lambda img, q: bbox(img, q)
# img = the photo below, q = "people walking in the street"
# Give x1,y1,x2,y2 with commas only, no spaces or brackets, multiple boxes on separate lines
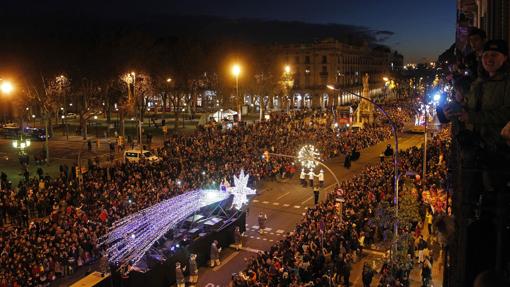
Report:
342,254,352,286
362,262,374,287
175,262,186,287
421,256,432,287
318,169,324,187
344,153,351,169
258,212,267,235
308,169,315,187
384,144,394,156
209,240,221,267
188,254,198,286
425,209,433,235
234,226,242,251
313,185,320,205
300,169,306,187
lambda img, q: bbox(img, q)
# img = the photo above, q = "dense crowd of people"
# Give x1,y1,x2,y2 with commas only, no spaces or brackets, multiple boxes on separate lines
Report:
235,129,451,287
0,106,414,286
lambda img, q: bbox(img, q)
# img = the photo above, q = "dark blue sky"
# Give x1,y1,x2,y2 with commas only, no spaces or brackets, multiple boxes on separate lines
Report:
167,0,456,63
5,0,456,63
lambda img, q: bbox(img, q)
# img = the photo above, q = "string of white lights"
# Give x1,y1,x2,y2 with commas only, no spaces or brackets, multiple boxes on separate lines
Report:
99,171,256,273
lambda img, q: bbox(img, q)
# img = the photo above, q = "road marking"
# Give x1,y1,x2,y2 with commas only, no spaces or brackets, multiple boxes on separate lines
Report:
264,227,272,231
301,196,313,204
282,204,290,207
276,229,285,234
272,202,280,206
263,238,267,241
213,251,238,271
293,205,301,209
239,246,263,253
256,237,260,240
276,192,290,200
269,239,274,242
249,236,254,238
269,232,274,235
262,201,269,204
252,199,259,203
252,225,259,229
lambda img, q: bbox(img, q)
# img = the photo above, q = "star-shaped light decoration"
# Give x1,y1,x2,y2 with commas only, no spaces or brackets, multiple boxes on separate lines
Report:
298,144,320,170
228,170,256,210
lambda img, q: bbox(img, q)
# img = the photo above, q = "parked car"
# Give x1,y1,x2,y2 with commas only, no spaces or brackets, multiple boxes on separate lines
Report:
123,149,161,163
66,113,78,119
24,127,49,141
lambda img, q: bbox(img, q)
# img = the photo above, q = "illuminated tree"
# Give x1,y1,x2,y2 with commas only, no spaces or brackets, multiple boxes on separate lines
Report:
398,182,421,229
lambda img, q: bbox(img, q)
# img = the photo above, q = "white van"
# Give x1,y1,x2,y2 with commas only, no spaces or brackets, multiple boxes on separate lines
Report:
124,149,161,163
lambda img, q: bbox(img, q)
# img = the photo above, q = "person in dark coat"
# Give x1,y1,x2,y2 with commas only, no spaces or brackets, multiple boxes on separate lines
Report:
234,226,242,251
362,263,374,287
188,254,198,286
313,185,320,205
344,153,351,169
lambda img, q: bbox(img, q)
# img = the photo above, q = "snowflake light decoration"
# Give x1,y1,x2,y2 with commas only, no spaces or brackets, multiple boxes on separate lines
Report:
298,144,320,169
228,169,256,209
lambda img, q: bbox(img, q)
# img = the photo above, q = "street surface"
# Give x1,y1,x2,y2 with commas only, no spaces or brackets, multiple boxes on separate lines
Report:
195,133,444,287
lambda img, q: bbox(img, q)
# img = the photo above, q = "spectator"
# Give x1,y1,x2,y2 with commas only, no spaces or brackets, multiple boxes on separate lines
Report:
209,240,221,267
459,39,510,165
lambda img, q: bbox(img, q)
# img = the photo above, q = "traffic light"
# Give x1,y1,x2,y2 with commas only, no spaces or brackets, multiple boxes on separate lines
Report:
263,151,270,162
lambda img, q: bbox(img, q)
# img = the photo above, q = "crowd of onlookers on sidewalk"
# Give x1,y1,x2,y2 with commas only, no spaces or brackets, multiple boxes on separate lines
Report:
234,129,451,287
231,26,510,287
0,106,415,286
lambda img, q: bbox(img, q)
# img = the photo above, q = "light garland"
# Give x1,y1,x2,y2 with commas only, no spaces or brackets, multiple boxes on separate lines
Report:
99,189,229,272
99,170,256,272
298,144,320,170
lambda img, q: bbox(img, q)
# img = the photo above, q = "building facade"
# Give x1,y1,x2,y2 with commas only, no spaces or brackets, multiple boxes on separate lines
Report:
277,39,392,109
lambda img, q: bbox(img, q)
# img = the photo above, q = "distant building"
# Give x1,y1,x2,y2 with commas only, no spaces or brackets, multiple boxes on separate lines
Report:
276,39,392,109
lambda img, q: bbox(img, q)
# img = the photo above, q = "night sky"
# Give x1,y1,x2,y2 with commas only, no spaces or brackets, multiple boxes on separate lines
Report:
5,0,456,63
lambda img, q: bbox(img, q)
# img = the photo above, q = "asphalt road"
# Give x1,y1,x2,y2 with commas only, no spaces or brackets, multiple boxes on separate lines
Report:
196,133,425,287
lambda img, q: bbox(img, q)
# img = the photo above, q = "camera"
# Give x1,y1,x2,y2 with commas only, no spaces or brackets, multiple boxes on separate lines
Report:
436,101,463,124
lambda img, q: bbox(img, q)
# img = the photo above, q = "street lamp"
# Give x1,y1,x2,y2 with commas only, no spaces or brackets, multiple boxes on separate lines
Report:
0,81,13,94
12,138,31,150
283,65,294,111
327,84,400,248
1,80,14,123
231,64,241,121
94,115,99,139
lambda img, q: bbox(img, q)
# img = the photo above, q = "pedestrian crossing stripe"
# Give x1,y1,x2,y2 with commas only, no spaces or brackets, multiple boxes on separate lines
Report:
283,204,290,207
272,202,280,205
276,229,285,234
252,225,259,229
262,201,269,204
269,239,274,242
263,238,267,241
252,199,259,202
264,227,272,231
294,205,301,208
